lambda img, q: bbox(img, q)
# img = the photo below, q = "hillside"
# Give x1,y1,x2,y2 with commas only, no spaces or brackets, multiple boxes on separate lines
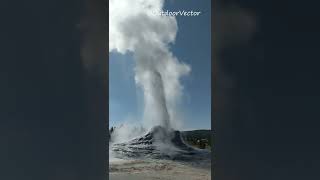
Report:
181,130,214,150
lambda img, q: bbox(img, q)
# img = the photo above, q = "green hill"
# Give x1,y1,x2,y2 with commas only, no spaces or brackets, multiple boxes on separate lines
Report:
181,130,214,150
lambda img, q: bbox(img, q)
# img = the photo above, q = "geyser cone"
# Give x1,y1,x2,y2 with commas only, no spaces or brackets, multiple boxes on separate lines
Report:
111,126,210,161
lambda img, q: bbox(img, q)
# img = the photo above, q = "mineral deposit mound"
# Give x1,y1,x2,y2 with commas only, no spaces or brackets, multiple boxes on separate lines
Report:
111,126,211,161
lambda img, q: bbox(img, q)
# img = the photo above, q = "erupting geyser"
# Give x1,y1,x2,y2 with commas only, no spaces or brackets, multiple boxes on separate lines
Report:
139,70,171,129
109,0,209,160
110,0,190,130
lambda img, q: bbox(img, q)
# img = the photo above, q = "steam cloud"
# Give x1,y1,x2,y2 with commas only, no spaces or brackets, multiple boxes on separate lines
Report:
109,0,190,130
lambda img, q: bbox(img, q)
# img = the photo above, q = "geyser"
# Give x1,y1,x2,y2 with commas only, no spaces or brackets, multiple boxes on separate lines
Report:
108,0,208,161
139,70,170,129
109,0,190,130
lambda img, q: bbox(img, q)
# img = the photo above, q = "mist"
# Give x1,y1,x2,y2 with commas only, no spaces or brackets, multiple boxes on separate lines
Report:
109,0,190,133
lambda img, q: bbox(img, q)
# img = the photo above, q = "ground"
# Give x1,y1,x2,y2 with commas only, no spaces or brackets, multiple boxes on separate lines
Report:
109,158,211,180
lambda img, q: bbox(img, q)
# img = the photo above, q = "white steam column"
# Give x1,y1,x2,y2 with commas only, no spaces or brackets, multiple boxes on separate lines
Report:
109,0,190,130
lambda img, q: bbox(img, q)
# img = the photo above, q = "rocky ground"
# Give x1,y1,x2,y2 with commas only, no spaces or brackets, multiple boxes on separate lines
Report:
109,126,212,180
109,158,211,180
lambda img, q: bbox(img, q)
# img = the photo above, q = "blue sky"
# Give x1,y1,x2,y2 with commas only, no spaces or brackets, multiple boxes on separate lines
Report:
109,0,211,130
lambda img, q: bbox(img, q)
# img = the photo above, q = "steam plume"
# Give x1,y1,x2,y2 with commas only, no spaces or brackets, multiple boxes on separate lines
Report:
109,0,190,130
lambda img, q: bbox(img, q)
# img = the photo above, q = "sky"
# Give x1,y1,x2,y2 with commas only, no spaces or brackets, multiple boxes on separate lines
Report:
109,0,211,130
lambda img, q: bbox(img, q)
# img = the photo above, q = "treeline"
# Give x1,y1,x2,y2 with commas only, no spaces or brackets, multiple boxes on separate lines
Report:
181,130,214,150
